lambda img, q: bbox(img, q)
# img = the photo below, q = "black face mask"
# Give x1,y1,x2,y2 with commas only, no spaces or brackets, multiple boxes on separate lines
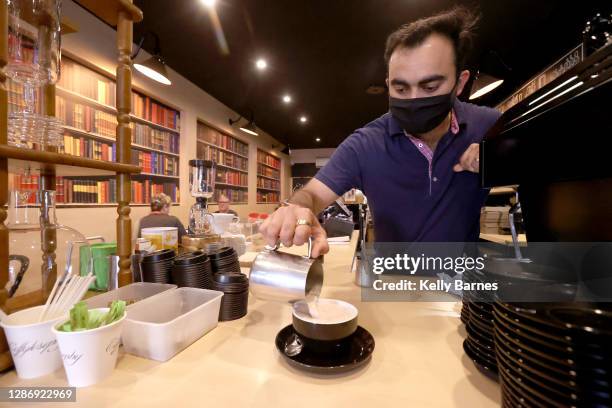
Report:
389,87,457,135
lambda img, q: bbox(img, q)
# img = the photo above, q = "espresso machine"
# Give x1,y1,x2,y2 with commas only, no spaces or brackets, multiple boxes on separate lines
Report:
182,159,221,251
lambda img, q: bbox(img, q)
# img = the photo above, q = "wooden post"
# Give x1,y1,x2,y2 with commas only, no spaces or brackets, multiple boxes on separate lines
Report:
115,9,133,286
0,0,13,370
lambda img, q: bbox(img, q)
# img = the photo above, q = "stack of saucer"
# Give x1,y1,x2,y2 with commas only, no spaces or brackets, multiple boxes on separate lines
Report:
140,249,175,284
171,251,213,289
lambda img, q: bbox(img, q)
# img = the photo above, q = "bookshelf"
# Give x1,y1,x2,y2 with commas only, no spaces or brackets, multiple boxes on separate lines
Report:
196,120,249,204
257,149,281,203
6,55,182,206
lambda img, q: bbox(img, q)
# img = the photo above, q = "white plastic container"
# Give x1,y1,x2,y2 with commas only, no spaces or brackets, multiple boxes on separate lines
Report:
0,306,64,379
85,282,176,310
52,308,126,388
122,287,223,362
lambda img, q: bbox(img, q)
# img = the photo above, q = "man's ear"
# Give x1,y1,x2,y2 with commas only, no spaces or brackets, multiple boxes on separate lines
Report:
385,77,389,91
455,70,471,97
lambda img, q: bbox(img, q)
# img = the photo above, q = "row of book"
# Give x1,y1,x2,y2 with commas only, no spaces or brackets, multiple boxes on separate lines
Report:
216,170,248,187
10,175,179,204
132,150,179,176
58,57,180,131
257,150,281,169
57,57,117,106
61,134,116,162
132,92,179,131
197,123,248,156
198,144,248,171
257,164,280,180
213,188,247,203
257,177,280,191
257,191,280,203
56,96,118,138
133,122,179,153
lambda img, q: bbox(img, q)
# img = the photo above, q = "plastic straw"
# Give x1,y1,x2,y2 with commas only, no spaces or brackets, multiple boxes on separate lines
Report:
39,271,73,322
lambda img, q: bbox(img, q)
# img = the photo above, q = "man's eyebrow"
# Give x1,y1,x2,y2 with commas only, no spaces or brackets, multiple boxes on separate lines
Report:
391,78,412,86
418,75,446,85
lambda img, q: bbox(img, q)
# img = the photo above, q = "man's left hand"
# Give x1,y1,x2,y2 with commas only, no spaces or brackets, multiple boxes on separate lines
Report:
453,143,480,173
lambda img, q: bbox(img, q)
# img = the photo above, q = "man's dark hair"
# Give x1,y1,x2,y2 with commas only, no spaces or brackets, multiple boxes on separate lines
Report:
384,6,479,73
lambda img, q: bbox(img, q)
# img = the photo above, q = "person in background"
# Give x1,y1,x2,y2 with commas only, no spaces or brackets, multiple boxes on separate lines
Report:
138,193,186,239
215,194,238,216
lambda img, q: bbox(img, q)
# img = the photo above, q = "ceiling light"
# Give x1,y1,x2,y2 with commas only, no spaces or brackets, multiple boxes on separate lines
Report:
201,0,216,7
229,113,259,136
315,137,321,142
299,116,308,123
134,57,171,85
132,32,172,85
469,73,504,100
282,94,292,103
255,58,267,70
239,121,258,136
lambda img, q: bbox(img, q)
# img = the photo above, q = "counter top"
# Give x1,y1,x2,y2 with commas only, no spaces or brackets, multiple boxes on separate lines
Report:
0,233,500,408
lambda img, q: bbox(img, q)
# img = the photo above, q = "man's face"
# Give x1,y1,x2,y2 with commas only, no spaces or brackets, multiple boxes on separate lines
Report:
218,200,229,212
387,33,469,100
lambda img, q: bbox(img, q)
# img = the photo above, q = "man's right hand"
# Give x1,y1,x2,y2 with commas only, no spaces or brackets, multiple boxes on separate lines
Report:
259,204,330,258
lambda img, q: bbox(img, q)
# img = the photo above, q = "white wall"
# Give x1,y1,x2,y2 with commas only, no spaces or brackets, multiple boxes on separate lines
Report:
56,1,290,242
290,148,336,165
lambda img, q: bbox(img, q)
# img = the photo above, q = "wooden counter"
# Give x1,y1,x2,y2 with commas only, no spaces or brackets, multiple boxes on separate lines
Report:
0,233,500,407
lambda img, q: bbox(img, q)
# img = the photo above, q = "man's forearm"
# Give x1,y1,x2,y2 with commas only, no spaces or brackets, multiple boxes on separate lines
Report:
289,189,324,214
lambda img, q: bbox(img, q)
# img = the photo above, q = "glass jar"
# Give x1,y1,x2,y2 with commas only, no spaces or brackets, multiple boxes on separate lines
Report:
6,190,93,299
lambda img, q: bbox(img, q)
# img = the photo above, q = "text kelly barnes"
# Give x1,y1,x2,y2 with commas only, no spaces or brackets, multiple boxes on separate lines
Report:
372,279,498,292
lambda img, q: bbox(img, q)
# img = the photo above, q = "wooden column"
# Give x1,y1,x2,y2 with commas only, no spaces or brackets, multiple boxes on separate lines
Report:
115,10,133,286
0,0,13,371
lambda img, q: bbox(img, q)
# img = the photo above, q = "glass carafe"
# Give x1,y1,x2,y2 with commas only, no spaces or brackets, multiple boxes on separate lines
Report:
7,190,92,298
7,0,63,149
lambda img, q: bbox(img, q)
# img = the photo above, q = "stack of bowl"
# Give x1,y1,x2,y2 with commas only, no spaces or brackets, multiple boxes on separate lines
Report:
140,249,175,284
171,251,213,289
213,272,249,321
208,247,241,274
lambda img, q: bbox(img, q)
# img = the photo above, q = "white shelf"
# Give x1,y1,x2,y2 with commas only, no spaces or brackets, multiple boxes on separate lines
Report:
257,174,280,181
257,161,281,170
57,202,179,208
215,163,248,173
257,201,279,204
197,140,248,159
215,182,248,188
138,173,179,180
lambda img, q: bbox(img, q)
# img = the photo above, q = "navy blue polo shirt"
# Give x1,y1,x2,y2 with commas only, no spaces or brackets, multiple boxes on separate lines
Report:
315,100,501,242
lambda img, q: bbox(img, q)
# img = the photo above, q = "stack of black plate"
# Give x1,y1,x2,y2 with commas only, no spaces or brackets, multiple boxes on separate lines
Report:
462,268,498,379
141,249,175,284
171,251,213,288
208,247,241,274
213,272,249,321
494,302,612,407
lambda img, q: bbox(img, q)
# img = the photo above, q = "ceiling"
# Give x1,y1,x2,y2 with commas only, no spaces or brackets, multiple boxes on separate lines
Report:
123,0,607,149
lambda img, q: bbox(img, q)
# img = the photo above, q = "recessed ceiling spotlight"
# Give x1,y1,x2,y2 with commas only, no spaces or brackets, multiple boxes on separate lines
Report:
255,58,267,70
299,116,308,123
282,94,292,104
201,0,216,7
315,137,321,142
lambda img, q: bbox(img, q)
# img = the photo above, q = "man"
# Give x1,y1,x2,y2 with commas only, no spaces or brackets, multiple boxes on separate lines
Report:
261,7,501,257
138,193,187,239
215,194,238,216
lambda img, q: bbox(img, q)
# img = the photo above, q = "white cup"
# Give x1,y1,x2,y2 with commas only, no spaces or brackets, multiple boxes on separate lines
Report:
52,308,126,388
0,305,65,379
211,213,239,234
